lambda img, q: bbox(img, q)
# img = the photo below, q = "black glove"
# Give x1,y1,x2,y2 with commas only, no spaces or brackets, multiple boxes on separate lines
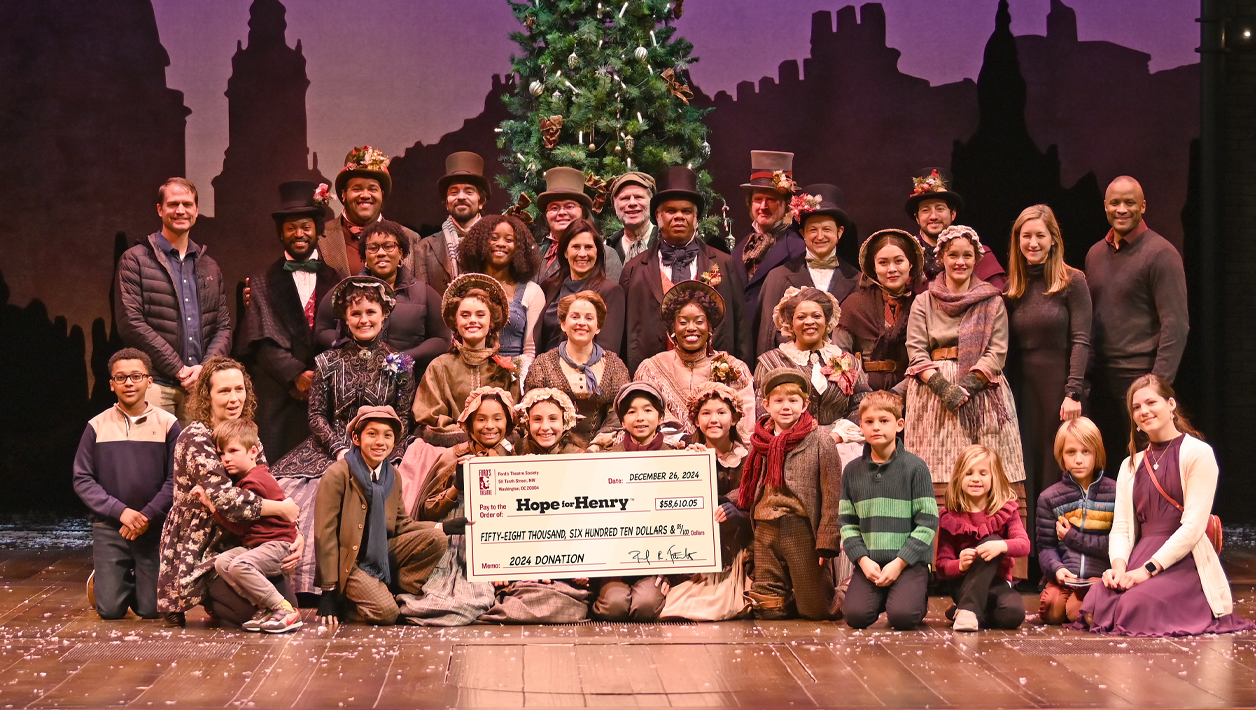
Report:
957,372,986,396
453,466,466,491
926,373,968,412
317,589,341,620
816,547,839,559
442,516,470,536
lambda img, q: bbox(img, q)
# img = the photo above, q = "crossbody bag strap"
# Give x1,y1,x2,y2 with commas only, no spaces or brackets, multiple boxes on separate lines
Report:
1141,451,1185,513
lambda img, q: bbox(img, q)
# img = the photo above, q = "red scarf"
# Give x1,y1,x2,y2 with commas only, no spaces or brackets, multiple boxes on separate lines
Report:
737,412,816,509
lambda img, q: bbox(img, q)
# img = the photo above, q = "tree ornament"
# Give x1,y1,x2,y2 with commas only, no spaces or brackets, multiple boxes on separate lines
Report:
613,145,622,153
673,0,684,19
568,52,579,68
551,89,563,101
529,80,545,96
634,46,648,60
540,115,564,149
624,135,635,151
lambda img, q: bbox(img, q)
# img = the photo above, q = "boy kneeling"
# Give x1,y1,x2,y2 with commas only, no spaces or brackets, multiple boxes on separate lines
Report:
315,406,466,626
840,392,938,630
739,369,842,620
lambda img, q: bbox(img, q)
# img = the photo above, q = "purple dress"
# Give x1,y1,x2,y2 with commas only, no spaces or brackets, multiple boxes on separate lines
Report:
1075,435,1254,637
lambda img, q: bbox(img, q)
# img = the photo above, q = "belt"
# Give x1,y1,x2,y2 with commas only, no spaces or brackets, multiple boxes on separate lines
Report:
931,347,959,361
861,358,900,373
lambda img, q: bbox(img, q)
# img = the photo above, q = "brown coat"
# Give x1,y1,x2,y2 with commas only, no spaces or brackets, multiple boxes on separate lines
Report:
748,427,843,553
415,441,510,522
318,217,421,279
313,457,438,592
619,241,752,373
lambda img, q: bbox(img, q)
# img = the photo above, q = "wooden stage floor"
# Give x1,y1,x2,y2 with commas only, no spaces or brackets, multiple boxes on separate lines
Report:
0,548,1254,709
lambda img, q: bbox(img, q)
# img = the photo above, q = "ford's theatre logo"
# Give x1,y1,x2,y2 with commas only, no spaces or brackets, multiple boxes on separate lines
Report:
479,470,492,495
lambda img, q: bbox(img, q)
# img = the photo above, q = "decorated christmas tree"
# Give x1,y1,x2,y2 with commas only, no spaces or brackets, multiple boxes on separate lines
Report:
498,0,723,238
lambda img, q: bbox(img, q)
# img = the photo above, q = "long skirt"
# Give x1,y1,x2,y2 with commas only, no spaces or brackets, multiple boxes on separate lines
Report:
1018,348,1070,543
904,359,1026,486
1074,530,1255,637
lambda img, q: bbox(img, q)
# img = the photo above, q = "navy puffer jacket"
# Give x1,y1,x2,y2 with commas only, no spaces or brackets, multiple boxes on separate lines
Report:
114,233,233,383
1035,470,1117,582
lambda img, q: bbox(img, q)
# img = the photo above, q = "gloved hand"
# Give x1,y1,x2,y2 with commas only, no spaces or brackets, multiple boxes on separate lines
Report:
718,502,742,521
442,516,470,536
317,589,341,621
453,464,466,491
957,372,987,396
926,373,968,412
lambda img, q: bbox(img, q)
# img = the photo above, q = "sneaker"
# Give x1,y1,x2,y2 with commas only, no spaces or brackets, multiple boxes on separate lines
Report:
261,604,302,634
952,609,979,632
241,608,270,632
86,571,96,608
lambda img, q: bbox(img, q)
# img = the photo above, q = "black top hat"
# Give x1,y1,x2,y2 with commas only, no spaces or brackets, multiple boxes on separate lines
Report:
904,167,963,217
271,180,330,222
793,183,852,231
437,151,492,199
649,166,705,223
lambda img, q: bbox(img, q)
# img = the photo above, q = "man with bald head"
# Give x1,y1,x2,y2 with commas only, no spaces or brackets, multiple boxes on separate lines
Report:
1085,176,1188,453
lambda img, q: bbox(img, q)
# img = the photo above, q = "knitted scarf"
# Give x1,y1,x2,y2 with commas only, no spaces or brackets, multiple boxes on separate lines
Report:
737,411,816,509
926,274,1001,376
346,447,394,586
453,339,500,368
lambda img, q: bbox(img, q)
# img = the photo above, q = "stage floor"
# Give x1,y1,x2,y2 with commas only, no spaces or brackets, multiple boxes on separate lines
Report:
0,548,1253,709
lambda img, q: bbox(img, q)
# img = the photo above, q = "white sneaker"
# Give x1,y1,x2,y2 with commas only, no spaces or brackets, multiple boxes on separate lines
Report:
952,609,979,632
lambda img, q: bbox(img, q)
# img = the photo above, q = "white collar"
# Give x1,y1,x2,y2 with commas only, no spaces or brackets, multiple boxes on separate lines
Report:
778,340,842,367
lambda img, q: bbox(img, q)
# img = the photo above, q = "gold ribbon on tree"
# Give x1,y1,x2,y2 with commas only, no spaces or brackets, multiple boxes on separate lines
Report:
585,173,611,213
505,193,534,225
661,69,694,105
540,115,564,149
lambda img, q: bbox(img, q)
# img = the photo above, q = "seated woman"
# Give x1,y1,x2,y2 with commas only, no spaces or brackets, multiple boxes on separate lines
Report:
591,382,675,622
537,219,626,355
315,220,450,377
314,405,464,627
1073,375,1254,637
478,389,592,624
158,356,302,627
458,214,545,379
413,274,521,447
903,225,1027,573
755,286,870,445
634,280,756,444
524,291,630,448
515,388,586,456
416,387,514,523
271,276,416,593
836,229,925,393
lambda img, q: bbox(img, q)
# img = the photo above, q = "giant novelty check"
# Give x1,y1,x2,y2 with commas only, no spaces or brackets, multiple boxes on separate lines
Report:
463,449,723,581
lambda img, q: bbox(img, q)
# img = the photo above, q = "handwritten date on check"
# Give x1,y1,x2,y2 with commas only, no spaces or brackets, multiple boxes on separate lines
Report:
463,449,723,582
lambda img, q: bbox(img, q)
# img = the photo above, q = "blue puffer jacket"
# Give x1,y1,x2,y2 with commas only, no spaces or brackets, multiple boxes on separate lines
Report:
1035,471,1117,582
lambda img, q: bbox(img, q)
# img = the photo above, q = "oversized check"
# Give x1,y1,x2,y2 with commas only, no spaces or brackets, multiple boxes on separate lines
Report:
463,449,723,581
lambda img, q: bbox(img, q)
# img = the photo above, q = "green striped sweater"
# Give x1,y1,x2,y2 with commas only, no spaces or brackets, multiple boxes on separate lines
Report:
838,444,938,566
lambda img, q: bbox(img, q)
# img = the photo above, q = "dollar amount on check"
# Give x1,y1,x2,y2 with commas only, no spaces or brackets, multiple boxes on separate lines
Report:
463,449,723,581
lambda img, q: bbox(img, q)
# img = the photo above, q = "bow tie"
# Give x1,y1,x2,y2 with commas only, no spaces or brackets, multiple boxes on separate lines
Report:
284,260,321,273
660,239,699,266
806,251,840,269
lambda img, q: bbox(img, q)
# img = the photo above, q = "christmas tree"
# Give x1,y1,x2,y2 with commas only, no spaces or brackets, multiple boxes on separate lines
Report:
497,0,723,238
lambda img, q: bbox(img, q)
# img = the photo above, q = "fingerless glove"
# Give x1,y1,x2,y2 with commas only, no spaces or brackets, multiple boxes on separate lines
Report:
442,516,470,537
926,373,968,412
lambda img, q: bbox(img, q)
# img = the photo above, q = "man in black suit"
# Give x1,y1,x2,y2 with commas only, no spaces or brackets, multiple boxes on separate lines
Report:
236,181,341,460
620,167,751,373
756,184,861,355
730,151,806,346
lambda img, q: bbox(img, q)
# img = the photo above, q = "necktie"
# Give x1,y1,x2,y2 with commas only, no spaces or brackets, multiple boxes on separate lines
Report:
808,351,829,395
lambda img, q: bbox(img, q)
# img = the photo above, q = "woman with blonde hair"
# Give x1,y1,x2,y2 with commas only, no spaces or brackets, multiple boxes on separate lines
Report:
1005,204,1092,538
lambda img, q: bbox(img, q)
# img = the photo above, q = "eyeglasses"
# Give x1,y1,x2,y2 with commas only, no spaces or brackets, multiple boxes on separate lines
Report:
110,373,151,384
365,242,400,254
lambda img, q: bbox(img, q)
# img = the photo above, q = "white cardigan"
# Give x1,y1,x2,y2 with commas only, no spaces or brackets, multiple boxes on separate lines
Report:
1110,435,1232,617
